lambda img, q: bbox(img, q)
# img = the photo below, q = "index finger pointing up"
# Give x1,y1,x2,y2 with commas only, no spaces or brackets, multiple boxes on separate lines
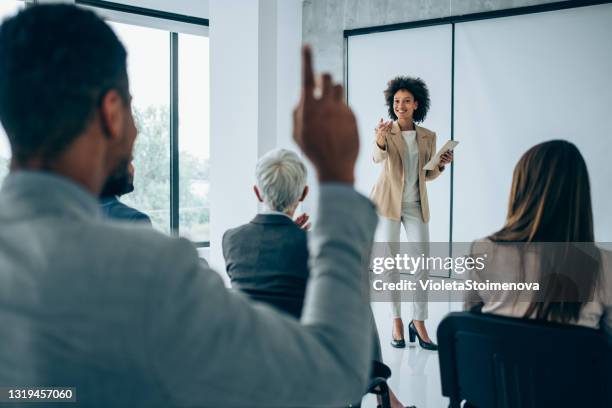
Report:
301,45,315,100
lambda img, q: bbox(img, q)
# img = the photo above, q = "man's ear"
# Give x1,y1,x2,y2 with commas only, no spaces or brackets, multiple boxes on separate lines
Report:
299,185,309,202
99,89,125,142
253,185,264,202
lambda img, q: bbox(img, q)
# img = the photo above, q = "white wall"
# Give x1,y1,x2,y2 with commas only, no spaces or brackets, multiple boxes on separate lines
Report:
258,0,278,157
276,0,303,151
209,0,259,277
209,0,303,275
452,3,612,242
258,0,304,152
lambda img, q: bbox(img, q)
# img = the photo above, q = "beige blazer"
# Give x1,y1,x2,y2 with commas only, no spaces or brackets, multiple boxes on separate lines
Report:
370,121,443,222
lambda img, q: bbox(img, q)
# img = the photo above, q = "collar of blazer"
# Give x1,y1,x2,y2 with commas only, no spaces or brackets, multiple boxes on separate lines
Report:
252,213,296,226
387,121,430,170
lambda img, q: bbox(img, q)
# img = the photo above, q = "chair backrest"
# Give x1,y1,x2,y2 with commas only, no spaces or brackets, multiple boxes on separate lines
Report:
437,312,612,408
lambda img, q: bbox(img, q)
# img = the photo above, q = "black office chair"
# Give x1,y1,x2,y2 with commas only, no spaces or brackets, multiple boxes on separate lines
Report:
437,311,612,408
349,361,392,408
349,361,417,408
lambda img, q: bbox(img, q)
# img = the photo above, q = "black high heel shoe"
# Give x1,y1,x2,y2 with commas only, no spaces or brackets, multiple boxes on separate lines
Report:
390,328,405,348
408,321,438,351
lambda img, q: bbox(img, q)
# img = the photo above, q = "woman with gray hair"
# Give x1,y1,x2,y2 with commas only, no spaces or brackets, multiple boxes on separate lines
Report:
253,148,310,226
222,148,310,318
223,148,414,408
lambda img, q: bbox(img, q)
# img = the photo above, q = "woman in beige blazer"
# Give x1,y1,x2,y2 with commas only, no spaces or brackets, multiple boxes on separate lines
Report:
371,76,452,350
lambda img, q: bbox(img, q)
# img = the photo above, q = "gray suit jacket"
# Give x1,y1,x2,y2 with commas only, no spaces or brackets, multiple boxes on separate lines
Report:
0,171,377,407
223,213,309,318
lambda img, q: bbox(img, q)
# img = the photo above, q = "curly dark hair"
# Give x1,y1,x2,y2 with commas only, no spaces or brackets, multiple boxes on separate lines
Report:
383,76,430,123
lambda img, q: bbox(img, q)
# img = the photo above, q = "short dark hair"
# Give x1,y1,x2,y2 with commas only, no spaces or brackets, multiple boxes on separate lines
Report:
383,76,430,123
0,4,129,165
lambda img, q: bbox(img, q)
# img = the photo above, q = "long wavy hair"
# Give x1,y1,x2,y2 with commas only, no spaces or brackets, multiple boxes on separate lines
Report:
489,140,601,323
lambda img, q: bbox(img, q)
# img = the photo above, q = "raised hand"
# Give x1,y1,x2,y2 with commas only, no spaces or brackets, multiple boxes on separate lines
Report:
294,212,311,231
375,118,392,149
293,45,359,184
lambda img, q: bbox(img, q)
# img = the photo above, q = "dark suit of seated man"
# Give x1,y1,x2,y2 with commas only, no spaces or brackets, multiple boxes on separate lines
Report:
222,148,410,408
100,161,151,225
223,212,308,318
223,149,311,318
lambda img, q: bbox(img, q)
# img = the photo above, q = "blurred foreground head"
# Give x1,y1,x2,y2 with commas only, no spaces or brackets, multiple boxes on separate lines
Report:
0,4,136,193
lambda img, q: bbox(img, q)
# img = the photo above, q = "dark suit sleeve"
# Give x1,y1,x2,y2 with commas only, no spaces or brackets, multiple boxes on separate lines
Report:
131,212,152,226
102,199,152,226
221,229,232,278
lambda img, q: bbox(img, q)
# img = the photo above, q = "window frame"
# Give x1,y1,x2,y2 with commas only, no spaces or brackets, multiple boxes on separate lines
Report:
75,0,210,247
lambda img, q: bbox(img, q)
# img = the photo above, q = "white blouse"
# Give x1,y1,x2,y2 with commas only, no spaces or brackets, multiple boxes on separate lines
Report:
401,130,420,203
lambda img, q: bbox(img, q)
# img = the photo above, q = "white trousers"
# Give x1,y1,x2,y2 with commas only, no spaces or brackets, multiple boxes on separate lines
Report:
377,202,430,321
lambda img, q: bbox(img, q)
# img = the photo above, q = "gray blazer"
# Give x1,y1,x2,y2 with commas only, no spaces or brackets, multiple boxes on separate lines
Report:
223,213,309,318
0,171,377,407
223,213,384,363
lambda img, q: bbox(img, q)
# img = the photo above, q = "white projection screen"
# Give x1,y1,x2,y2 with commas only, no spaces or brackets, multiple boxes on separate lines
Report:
454,3,612,242
347,2,612,258
347,25,453,254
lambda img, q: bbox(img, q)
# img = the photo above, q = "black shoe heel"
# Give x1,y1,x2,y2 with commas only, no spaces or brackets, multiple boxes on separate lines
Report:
408,326,416,343
390,328,406,349
409,321,438,351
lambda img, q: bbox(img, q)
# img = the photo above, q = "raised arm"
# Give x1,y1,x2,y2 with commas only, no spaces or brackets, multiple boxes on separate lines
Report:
146,45,377,407
148,186,376,407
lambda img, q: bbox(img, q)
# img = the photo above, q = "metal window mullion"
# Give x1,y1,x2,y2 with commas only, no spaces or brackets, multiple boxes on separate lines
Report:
448,23,455,278
170,32,179,235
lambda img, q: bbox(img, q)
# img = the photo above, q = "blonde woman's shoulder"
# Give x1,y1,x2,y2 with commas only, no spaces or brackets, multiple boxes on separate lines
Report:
598,247,612,294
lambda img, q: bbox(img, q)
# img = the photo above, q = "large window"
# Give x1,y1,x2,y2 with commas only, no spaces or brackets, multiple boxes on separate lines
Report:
85,2,210,244
178,34,210,243
111,22,171,234
0,1,210,244
0,1,24,183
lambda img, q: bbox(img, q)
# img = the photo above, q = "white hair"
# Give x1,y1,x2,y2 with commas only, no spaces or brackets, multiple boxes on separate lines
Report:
255,148,307,213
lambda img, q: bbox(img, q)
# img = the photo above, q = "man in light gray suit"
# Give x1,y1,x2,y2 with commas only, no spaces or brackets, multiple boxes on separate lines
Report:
0,4,376,408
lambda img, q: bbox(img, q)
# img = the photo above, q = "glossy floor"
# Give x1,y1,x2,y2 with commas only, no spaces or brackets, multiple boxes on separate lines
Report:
361,301,463,408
